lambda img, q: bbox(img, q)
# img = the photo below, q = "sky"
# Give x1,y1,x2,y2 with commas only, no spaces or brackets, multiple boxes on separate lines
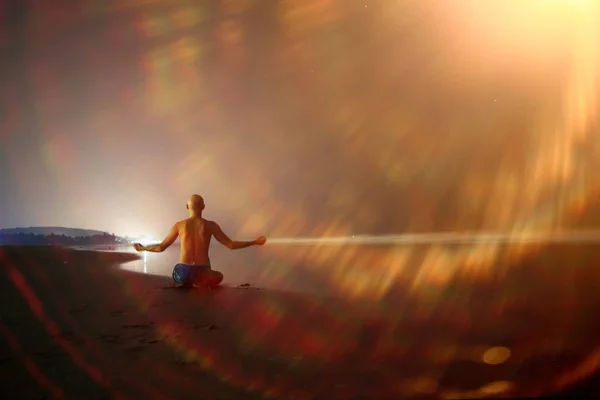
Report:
1,0,599,240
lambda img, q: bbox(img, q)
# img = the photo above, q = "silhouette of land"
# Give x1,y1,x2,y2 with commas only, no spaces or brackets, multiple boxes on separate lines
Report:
0,227,129,246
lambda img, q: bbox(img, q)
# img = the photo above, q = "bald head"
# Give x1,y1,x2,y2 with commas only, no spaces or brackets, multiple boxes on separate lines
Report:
186,194,205,215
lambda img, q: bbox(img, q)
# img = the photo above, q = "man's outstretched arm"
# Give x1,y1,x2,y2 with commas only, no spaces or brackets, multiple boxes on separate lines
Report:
211,222,266,249
134,224,179,253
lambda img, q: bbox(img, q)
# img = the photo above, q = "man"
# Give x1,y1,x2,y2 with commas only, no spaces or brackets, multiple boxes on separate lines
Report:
133,194,266,287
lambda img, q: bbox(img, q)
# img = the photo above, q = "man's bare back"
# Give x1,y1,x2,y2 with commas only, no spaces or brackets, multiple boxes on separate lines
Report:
177,217,213,265
133,194,266,286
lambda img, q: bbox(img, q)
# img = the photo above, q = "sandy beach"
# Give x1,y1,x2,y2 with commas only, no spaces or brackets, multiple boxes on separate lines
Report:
1,245,600,399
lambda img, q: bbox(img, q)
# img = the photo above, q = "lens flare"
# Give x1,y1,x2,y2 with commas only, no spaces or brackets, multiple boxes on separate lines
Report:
4,1,600,398
267,230,600,245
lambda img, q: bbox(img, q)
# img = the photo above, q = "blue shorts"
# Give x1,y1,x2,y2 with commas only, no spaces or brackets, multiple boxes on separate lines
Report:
172,264,211,287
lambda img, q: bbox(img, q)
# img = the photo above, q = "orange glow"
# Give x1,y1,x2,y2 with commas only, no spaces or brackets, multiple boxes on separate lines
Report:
3,2,600,396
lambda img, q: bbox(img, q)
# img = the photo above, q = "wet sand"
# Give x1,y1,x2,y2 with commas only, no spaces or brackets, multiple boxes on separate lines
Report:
1,245,599,399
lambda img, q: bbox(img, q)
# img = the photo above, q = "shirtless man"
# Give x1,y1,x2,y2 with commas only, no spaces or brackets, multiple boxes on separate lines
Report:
133,194,266,287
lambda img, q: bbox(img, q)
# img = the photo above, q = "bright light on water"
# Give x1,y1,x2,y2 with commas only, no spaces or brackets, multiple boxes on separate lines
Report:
136,236,159,245
266,230,600,245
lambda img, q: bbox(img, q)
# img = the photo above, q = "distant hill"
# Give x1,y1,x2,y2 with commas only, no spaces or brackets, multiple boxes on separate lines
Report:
0,226,132,246
0,227,117,237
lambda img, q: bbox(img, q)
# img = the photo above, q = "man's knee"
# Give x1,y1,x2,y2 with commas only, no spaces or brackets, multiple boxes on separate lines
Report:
209,270,224,285
200,270,223,286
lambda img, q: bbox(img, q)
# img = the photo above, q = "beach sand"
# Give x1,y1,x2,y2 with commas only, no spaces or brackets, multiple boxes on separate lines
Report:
1,245,600,399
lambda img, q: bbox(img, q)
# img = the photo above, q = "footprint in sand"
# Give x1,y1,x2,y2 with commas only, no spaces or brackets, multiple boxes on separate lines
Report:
192,323,220,330
122,323,153,330
70,304,89,313
51,330,74,339
99,334,121,344
133,332,149,339
175,358,197,366
237,283,263,290
127,345,147,353
136,336,162,345
110,310,125,317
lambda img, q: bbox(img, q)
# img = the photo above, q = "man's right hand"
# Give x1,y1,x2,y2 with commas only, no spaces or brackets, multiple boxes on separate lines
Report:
254,236,267,245
133,243,145,252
